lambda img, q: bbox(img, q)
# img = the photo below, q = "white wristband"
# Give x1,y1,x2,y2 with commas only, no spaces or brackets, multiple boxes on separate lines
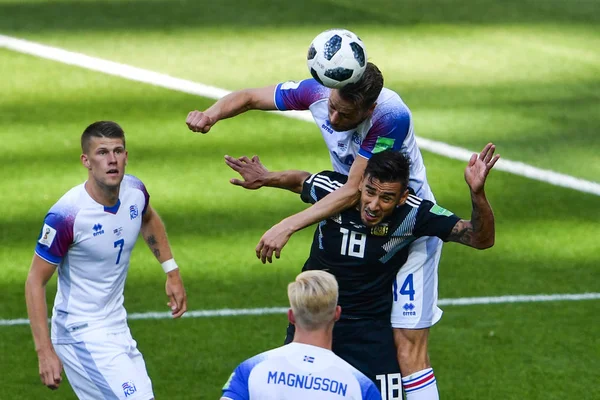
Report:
161,259,179,274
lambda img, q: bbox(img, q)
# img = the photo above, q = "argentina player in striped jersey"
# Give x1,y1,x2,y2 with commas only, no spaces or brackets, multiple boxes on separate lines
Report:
187,60,452,399
221,270,380,400
225,144,498,399
25,121,187,399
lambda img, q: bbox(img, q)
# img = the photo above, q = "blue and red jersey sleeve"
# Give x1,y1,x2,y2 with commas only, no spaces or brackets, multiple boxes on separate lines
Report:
274,79,329,111
359,108,411,160
35,210,76,265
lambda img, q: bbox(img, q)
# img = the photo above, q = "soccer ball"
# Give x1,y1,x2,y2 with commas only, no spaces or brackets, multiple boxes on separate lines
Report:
307,29,367,89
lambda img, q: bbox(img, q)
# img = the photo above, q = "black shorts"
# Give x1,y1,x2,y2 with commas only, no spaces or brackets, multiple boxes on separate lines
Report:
285,319,401,396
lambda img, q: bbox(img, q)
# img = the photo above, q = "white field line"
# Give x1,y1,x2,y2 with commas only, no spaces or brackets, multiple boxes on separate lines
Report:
2,293,599,327
1,34,599,196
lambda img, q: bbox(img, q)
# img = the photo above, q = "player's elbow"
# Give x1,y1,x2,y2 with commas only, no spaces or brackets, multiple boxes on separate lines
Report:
474,235,494,250
240,89,257,111
25,274,43,300
25,271,44,291
477,241,494,250
244,87,275,111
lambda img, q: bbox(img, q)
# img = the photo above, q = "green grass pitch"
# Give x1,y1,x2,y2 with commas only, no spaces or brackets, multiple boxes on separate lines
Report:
1,0,599,399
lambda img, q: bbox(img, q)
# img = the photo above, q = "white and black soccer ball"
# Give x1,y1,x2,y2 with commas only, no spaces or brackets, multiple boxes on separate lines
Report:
307,29,367,89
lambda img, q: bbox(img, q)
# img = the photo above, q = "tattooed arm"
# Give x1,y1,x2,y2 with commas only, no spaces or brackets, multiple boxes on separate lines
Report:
447,191,495,249
447,143,499,249
141,204,174,263
141,203,187,318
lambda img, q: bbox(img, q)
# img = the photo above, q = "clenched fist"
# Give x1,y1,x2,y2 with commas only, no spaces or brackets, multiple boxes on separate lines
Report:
186,110,215,134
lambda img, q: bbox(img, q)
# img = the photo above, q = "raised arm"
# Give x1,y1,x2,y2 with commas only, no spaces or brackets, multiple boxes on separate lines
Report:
447,143,499,249
25,255,63,390
186,85,277,133
140,204,187,318
256,156,367,263
225,155,310,193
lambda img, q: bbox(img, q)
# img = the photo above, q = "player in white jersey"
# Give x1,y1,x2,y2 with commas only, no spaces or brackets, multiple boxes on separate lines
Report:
187,63,443,398
25,121,187,399
221,270,381,400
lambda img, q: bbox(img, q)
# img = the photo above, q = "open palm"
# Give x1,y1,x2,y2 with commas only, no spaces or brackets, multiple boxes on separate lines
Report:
225,155,269,190
465,143,500,194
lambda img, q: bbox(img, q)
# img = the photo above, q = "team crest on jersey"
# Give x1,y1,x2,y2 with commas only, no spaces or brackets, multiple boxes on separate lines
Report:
92,223,104,237
122,381,137,397
330,213,342,224
129,205,139,220
38,224,57,247
351,131,361,145
371,223,389,236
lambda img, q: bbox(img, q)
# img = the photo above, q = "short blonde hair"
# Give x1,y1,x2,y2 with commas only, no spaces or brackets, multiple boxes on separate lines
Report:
288,270,339,331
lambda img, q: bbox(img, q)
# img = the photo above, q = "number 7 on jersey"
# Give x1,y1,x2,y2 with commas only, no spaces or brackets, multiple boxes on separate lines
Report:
114,239,125,264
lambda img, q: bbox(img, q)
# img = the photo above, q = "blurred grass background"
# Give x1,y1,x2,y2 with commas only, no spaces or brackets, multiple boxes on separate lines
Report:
1,0,599,398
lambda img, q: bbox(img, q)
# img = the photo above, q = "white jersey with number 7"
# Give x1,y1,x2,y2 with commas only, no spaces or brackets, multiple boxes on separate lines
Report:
35,174,150,344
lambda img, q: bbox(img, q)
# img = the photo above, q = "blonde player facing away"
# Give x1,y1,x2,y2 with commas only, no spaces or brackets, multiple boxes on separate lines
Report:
25,121,187,399
221,270,381,400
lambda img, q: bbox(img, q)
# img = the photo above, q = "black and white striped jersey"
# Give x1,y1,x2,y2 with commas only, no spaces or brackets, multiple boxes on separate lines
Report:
300,171,460,321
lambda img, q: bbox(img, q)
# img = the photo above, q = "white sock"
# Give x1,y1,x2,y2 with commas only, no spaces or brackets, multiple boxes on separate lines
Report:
401,368,439,400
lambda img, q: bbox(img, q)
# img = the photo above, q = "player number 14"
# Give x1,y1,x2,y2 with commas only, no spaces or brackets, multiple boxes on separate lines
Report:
339,228,366,258
394,273,415,302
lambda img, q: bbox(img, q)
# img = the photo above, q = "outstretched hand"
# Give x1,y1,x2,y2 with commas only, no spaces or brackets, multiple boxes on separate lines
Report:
225,155,269,190
465,143,500,194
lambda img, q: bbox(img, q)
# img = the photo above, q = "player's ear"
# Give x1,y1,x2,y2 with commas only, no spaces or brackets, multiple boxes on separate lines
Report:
397,188,409,206
334,305,341,322
287,308,296,325
365,102,377,118
358,175,365,192
81,153,91,170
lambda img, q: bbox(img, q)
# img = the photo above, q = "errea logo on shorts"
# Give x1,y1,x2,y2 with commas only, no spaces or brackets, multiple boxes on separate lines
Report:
122,381,137,397
38,224,57,247
403,303,417,316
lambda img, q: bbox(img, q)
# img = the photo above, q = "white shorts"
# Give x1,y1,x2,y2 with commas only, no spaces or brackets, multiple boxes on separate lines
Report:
54,326,154,400
391,236,444,329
